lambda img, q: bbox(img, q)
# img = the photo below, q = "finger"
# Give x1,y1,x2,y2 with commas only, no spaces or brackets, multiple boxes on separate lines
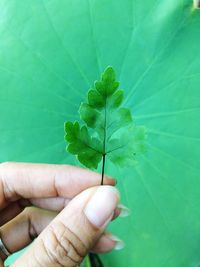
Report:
29,197,70,211
12,186,119,267
0,197,125,228
0,207,57,261
0,197,69,227
0,197,65,227
91,233,124,253
0,209,121,260
0,162,116,209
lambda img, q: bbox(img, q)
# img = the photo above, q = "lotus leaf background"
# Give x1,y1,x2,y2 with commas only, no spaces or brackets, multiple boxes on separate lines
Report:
1,1,200,266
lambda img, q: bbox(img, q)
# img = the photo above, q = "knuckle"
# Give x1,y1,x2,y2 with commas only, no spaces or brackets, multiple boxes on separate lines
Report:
42,221,87,267
24,206,38,216
0,166,12,204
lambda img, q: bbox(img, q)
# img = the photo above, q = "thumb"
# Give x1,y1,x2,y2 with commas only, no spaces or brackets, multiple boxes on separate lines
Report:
12,185,119,267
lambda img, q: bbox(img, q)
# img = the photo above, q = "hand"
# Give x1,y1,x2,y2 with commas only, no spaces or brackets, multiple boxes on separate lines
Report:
0,162,125,267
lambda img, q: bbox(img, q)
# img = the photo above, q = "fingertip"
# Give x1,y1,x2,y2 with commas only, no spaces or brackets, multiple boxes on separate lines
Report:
117,204,131,217
84,185,120,228
91,233,124,253
106,234,125,251
104,176,117,186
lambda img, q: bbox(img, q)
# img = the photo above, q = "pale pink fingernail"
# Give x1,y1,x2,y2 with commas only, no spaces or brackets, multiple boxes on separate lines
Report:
117,204,131,217
107,234,125,250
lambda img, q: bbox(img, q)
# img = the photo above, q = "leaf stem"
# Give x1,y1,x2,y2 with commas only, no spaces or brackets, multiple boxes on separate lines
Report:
101,96,107,185
101,153,106,185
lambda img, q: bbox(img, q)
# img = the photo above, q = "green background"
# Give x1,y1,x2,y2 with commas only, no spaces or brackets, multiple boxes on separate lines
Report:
1,0,200,266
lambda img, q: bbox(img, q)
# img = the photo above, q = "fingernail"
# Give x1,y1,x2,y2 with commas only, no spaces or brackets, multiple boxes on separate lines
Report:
108,234,125,250
84,186,119,228
117,204,131,217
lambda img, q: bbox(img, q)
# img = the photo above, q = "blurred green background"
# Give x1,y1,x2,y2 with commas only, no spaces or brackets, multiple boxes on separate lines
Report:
1,1,200,266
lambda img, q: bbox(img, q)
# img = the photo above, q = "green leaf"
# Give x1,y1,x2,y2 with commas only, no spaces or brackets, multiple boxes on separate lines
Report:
109,90,124,108
64,121,102,169
88,89,105,108
79,67,136,141
107,125,147,166
66,66,146,170
1,1,200,267
95,66,119,97
79,103,100,128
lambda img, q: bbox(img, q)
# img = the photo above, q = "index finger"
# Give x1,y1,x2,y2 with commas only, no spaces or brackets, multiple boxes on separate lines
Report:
0,162,116,209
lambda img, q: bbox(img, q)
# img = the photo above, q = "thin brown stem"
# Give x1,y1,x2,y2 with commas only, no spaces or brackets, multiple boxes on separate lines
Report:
101,94,107,185
101,154,106,185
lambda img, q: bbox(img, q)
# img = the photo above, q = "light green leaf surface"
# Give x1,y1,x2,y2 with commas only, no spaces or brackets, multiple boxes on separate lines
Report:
1,1,200,266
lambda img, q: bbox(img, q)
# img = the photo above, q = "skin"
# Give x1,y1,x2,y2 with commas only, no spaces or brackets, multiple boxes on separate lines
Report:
0,162,122,267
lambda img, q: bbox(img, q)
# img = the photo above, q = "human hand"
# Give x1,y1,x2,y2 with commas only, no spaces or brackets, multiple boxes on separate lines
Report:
0,162,126,267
